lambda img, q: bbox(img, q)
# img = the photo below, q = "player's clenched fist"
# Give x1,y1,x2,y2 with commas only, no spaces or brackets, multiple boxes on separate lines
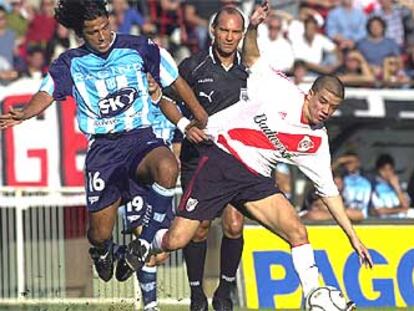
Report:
185,120,209,144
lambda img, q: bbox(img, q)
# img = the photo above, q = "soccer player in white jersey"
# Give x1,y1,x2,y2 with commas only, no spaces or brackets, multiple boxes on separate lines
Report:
0,0,207,288
147,1,373,307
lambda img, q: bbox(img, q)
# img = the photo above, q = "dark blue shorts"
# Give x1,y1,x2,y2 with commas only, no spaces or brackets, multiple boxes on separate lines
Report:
117,180,175,233
85,127,166,212
179,143,280,220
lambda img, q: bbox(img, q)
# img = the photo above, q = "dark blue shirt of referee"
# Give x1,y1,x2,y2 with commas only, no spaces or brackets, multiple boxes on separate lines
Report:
165,46,248,116
164,46,249,173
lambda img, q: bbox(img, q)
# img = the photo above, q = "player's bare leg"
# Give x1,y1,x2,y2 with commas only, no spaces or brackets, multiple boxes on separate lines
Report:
243,193,319,298
152,216,202,252
125,146,178,272
88,198,121,282
213,206,244,311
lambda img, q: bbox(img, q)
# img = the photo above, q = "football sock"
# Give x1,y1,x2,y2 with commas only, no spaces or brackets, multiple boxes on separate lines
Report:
291,243,320,297
215,235,244,298
183,240,207,298
140,183,174,243
137,265,157,310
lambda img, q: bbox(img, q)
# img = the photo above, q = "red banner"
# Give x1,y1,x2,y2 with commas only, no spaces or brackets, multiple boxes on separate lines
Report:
0,79,87,187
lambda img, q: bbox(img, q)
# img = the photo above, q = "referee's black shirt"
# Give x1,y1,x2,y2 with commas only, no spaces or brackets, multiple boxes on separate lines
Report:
164,47,249,178
164,46,248,116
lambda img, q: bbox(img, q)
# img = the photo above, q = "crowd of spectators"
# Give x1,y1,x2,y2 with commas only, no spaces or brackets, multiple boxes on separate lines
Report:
298,152,413,221
258,0,414,88
2,0,414,87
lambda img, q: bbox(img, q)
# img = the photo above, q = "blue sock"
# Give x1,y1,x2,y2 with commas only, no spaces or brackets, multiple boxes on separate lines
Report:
137,265,157,309
140,183,174,243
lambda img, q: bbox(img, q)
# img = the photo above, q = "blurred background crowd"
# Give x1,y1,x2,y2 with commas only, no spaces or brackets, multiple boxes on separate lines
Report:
0,0,413,221
275,152,414,222
2,0,414,87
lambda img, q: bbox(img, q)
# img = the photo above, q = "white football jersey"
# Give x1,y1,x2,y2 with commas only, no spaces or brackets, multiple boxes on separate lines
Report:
207,59,339,197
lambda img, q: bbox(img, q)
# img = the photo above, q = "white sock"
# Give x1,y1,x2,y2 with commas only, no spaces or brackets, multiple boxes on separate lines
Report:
291,243,319,297
144,301,157,310
151,229,168,253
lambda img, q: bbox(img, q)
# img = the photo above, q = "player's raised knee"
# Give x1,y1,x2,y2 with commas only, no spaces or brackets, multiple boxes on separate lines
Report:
156,158,179,187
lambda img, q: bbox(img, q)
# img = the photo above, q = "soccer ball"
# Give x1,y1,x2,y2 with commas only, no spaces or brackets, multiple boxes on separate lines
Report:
305,286,349,311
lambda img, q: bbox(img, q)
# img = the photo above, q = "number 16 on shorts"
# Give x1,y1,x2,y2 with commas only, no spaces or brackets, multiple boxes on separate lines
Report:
88,171,106,192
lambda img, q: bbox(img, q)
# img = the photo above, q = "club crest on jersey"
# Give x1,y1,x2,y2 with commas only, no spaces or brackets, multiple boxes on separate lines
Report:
240,88,249,101
98,87,139,118
297,135,314,152
186,197,199,212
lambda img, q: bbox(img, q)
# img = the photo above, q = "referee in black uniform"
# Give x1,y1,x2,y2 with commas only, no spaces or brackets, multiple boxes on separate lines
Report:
163,6,248,311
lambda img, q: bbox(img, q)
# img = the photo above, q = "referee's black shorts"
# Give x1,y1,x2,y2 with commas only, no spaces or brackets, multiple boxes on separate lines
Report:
178,141,280,220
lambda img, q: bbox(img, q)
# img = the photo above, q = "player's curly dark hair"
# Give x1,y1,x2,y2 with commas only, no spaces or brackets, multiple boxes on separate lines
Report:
55,0,108,37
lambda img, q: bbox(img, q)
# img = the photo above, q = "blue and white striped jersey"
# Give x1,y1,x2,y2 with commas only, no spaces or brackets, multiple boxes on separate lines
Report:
342,173,372,218
150,101,187,145
151,105,177,144
39,33,178,135
371,176,401,209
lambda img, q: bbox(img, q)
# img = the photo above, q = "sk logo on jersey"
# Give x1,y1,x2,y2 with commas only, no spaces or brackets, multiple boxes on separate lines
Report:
186,197,199,212
98,87,139,118
297,135,314,152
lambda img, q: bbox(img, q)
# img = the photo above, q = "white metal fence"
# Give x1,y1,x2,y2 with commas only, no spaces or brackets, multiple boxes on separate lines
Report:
0,187,189,306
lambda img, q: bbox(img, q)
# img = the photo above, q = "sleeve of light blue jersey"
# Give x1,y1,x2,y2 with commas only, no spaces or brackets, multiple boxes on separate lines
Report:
38,55,73,101
159,48,179,88
38,73,55,96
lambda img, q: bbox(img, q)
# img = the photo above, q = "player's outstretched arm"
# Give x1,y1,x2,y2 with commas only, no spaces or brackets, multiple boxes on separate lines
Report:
321,195,374,268
0,91,54,130
242,0,270,67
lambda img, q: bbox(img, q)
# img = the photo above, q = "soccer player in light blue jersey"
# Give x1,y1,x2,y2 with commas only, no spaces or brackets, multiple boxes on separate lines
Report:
0,0,208,286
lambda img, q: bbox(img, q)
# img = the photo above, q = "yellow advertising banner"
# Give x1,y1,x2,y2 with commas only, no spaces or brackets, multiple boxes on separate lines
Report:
241,225,414,309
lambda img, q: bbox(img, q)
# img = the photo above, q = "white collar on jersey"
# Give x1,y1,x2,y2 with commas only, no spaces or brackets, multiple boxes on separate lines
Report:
208,46,241,71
